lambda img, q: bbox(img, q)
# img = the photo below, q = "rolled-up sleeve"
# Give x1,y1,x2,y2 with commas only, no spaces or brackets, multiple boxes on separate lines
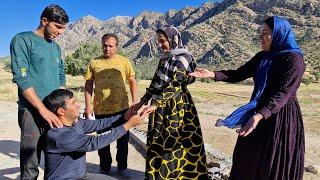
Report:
10,35,33,91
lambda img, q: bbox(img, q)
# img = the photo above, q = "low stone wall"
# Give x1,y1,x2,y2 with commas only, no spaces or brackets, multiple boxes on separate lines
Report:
129,127,232,180
129,128,147,158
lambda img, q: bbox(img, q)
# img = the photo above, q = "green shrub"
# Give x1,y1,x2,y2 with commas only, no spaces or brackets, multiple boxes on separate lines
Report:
302,76,313,86
311,71,320,82
64,42,102,76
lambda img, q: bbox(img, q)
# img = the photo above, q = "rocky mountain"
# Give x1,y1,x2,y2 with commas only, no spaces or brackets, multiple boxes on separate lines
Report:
56,0,320,70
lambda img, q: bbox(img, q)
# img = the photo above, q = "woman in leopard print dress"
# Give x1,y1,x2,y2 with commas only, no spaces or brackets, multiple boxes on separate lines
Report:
135,26,208,180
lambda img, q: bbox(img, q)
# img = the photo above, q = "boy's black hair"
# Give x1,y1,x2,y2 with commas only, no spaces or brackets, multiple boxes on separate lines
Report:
40,4,69,24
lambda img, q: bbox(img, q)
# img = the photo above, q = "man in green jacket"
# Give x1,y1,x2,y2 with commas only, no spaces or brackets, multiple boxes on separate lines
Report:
10,4,69,179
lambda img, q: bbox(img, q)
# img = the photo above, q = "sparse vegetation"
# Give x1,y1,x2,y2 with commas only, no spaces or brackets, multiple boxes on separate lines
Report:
302,76,313,86
0,56,11,71
134,57,159,80
64,42,102,76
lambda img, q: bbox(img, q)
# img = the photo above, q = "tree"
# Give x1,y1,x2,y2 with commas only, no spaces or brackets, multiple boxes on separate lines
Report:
135,57,159,80
64,42,102,76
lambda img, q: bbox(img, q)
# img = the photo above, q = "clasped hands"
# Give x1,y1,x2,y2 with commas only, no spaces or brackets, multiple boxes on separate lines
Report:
126,101,156,119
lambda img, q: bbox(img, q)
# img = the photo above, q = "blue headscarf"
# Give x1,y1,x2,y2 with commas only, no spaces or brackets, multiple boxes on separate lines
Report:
270,16,303,56
217,16,303,128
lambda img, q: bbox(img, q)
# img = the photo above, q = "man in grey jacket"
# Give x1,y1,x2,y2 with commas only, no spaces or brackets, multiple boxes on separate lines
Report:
43,89,150,180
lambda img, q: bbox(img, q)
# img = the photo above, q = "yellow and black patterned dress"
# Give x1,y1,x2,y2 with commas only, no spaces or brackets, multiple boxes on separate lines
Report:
141,52,208,180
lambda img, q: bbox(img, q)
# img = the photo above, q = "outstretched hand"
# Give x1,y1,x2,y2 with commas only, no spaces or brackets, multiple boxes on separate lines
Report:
189,68,215,78
123,106,153,130
139,106,154,119
124,104,153,121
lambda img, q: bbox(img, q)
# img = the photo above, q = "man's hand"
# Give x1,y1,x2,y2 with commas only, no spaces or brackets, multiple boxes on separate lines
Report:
39,107,63,128
123,108,152,130
21,87,63,128
189,68,215,78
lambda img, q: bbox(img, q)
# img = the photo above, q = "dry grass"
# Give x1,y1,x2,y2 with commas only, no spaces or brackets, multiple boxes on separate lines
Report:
0,65,18,102
1,66,319,135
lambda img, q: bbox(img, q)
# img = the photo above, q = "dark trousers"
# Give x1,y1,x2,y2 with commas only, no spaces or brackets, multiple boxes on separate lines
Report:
18,107,48,180
96,109,129,171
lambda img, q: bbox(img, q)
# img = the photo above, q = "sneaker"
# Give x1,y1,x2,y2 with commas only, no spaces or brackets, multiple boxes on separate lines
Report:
118,169,131,179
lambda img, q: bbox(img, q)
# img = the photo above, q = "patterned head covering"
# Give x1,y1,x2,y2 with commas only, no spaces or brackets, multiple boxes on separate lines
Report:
142,25,197,101
156,25,193,59
157,25,184,50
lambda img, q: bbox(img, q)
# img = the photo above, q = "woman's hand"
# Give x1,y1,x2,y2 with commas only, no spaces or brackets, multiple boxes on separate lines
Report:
141,105,157,115
189,68,215,78
238,113,264,137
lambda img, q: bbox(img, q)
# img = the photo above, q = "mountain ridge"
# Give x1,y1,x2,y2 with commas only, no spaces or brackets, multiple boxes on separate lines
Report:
56,0,320,70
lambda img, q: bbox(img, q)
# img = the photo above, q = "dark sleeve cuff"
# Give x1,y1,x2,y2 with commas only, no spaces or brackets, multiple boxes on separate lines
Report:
257,107,272,119
213,71,224,81
111,114,126,127
141,94,150,104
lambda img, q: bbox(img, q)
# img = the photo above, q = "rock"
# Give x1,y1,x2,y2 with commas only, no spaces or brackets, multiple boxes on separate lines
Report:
205,143,232,179
136,40,159,58
108,16,133,25
307,164,320,174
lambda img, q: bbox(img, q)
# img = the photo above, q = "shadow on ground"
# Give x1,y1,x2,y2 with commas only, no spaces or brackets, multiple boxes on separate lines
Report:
0,140,19,159
0,167,20,180
87,163,145,180
0,140,46,180
0,140,20,179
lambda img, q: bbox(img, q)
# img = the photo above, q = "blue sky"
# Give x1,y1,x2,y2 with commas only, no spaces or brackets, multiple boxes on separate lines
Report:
0,0,219,57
